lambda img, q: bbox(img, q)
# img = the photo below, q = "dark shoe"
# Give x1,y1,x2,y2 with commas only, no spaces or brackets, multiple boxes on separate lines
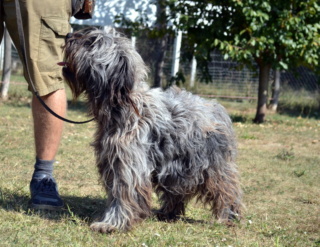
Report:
29,176,64,210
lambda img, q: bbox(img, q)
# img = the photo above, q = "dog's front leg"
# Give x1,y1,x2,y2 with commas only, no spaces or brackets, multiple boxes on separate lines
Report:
91,192,143,233
91,148,153,233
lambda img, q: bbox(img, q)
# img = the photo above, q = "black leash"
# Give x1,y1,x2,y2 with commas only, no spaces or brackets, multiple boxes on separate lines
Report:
14,0,94,124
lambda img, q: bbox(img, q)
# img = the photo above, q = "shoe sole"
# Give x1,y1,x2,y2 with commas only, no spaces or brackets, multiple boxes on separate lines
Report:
29,202,64,211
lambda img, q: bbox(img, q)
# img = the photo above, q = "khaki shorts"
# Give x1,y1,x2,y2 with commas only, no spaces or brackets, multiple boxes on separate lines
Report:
0,0,72,96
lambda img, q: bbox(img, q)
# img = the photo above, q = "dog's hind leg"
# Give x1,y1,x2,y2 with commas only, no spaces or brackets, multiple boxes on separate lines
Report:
155,190,187,222
201,131,242,222
199,167,242,223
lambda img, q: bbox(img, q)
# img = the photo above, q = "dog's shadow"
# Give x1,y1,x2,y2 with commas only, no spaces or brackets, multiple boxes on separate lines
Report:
0,187,209,226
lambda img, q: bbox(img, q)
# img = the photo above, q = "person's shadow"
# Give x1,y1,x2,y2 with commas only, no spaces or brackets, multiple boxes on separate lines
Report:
0,187,106,223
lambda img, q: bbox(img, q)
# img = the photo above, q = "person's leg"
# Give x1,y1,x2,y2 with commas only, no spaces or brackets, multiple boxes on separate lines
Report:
29,90,66,210
32,90,66,161
4,0,71,210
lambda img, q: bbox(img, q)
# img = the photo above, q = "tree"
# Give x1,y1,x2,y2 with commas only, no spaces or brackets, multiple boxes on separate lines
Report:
1,27,12,100
115,0,175,88
153,0,170,87
169,0,320,123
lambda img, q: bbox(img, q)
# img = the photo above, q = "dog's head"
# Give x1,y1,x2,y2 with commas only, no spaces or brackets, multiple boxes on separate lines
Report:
60,27,148,109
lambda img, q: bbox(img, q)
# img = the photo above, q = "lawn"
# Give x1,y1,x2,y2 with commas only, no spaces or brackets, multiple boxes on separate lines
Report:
0,82,319,246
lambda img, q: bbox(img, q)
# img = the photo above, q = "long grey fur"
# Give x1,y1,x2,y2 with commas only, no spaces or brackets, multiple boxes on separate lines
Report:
62,27,243,233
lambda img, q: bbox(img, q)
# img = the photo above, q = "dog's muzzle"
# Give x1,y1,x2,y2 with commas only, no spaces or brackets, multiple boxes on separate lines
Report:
57,33,73,67
66,32,73,41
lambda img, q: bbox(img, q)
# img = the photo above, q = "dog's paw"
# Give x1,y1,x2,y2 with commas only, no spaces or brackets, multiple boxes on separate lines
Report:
90,222,117,233
155,210,180,222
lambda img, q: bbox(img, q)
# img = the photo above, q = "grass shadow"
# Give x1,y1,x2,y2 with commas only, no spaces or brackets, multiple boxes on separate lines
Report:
0,188,217,228
0,188,30,212
61,195,106,222
277,104,320,119
177,217,209,225
66,100,88,114
0,187,105,223
230,114,250,123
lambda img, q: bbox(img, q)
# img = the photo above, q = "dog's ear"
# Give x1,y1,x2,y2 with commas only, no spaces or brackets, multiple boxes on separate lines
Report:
107,51,136,108
84,34,147,112
66,29,148,114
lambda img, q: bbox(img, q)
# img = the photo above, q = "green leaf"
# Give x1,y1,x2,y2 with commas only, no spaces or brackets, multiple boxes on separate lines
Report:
279,61,288,70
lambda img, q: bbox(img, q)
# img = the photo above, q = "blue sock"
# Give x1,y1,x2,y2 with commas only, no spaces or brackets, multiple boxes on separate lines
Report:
32,157,54,180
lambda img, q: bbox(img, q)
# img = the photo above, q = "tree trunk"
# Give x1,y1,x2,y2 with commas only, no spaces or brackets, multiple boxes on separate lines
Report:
153,36,167,88
253,63,271,123
269,69,281,112
153,0,168,88
1,28,12,100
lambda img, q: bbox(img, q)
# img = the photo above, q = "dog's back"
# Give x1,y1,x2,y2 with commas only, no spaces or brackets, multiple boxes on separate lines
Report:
135,86,241,221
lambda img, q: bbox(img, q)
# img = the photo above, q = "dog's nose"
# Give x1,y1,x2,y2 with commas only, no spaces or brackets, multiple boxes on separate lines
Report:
65,32,73,41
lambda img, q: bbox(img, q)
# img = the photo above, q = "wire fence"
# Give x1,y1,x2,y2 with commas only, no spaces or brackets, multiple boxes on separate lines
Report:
179,50,319,100
1,36,319,101
140,35,319,100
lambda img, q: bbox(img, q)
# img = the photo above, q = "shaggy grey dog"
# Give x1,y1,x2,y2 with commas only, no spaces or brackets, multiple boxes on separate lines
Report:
61,28,242,233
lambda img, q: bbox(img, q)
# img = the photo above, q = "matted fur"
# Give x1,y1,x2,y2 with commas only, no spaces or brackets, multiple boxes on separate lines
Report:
62,27,242,233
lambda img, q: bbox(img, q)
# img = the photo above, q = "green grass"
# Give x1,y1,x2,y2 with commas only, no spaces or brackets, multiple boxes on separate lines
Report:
0,80,319,246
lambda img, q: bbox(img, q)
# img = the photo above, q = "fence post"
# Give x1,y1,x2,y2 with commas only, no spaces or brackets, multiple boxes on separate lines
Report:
171,30,182,78
269,69,281,111
0,31,4,70
1,27,12,100
190,55,197,88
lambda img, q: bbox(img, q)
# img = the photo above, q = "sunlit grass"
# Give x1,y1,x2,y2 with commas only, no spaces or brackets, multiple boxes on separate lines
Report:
0,77,319,246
